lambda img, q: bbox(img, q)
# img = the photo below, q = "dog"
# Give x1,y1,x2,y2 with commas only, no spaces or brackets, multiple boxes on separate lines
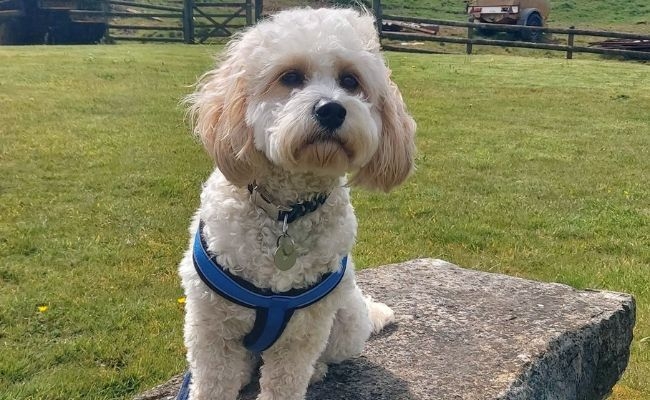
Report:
178,7,416,400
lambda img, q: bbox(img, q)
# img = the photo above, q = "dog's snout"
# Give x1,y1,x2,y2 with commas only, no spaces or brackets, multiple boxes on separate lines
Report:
313,101,346,131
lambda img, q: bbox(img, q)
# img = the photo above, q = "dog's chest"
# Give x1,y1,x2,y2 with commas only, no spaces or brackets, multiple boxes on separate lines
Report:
201,188,356,292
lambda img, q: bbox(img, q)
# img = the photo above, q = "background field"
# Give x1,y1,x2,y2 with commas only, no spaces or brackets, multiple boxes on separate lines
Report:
263,0,650,32
378,0,650,29
0,42,649,400
370,0,650,57
101,0,650,57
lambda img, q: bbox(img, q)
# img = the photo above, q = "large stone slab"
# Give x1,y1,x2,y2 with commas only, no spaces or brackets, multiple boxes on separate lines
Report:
135,258,635,400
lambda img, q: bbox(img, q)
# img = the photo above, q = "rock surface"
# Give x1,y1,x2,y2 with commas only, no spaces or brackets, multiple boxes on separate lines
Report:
135,258,635,400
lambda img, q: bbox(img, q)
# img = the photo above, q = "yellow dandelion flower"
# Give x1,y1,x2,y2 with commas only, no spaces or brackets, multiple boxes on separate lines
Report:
37,305,48,313
177,297,186,304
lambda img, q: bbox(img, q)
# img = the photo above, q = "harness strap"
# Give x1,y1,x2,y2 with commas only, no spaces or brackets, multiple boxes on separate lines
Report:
243,307,295,353
192,222,348,353
176,372,191,400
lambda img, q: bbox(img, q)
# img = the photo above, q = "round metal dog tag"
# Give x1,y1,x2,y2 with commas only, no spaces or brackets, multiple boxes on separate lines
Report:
274,234,297,271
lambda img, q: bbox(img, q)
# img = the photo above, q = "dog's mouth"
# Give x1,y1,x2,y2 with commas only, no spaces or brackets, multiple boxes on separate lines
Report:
306,131,353,155
306,131,344,147
294,132,355,172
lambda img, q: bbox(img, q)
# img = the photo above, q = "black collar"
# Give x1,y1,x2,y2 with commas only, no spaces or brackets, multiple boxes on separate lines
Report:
247,184,328,224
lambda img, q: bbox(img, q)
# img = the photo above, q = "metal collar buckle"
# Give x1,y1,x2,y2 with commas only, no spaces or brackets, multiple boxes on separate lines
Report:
249,184,293,221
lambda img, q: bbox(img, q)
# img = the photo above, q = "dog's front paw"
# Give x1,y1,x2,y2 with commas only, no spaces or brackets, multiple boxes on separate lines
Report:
310,361,328,384
365,296,395,334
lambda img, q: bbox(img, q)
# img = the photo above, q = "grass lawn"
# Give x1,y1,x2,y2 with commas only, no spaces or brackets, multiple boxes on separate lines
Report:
0,44,648,399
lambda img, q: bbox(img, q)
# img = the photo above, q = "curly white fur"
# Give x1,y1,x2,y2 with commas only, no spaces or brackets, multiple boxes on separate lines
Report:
179,7,416,400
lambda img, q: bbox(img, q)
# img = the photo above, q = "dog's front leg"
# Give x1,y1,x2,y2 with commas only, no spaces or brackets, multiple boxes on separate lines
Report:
256,309,335,400
187,336,254,400
184,300,256,400
319,282,395,367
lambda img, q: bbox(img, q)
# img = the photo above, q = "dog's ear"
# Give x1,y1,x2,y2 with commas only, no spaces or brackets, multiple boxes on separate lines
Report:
186,49,264,187
351,76,416,192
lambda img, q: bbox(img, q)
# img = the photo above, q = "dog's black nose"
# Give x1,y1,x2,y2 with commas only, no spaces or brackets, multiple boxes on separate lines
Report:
313,101,346,131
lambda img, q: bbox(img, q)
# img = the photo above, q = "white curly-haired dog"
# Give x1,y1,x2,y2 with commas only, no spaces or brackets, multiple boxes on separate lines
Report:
178,7,416,400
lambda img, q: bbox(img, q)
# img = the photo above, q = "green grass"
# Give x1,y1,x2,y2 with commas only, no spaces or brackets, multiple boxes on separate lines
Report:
0,45,214,399
0,45,648,399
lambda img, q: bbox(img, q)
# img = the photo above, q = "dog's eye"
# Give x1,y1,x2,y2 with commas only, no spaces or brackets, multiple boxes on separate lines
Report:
280,70,305,87
339,73,359,91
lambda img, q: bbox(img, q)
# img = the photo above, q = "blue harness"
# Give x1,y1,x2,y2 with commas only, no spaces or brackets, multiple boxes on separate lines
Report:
192,222,348,353
178,189,344,400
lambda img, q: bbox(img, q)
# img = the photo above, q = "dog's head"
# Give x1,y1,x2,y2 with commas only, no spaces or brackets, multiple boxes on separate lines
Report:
187,8,416,192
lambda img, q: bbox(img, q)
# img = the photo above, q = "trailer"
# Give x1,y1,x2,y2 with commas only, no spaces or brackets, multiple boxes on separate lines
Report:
467,0,551,42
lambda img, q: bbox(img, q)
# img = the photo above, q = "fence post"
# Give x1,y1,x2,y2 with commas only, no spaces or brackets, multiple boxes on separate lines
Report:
372,0,382,38
245,0,252,26
466,17,474,55
254,0,262,22
566,26,575,59
102,1,112,43
183,0,194,44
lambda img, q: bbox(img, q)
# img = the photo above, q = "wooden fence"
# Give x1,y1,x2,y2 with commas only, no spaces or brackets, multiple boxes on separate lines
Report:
69,0,254,43
65,0,650,59
0,0,24,18
372,0,650,61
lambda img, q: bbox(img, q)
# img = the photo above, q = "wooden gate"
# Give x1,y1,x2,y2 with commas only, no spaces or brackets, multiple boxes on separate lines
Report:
184,0,253,43
67,0,255,44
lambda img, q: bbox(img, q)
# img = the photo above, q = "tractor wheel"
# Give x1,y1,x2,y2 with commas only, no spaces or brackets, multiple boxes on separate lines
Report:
521,12,543,42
